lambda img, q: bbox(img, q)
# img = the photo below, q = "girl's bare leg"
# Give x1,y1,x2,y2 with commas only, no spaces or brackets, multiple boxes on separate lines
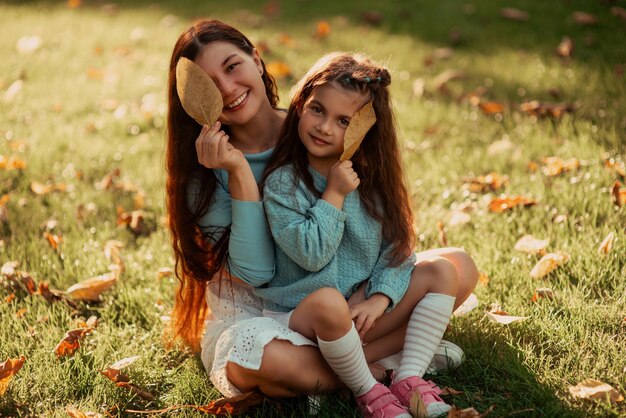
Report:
361,248,478,363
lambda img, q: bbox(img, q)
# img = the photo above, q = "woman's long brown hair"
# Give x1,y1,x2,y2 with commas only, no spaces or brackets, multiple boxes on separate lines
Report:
166,20,278,351
263,53,414,266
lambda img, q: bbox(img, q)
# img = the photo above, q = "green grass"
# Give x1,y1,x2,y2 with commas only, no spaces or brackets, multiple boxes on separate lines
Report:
1,0,625,417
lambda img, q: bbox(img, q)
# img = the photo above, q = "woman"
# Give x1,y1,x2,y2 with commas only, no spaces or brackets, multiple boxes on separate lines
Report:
165,19,479,399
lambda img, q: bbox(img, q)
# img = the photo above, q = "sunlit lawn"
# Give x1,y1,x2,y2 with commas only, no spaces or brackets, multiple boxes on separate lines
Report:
1,1,625,417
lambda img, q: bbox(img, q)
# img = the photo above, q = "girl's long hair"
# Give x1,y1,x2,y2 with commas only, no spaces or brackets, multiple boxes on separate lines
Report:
166,19,278,351
264,52,414,266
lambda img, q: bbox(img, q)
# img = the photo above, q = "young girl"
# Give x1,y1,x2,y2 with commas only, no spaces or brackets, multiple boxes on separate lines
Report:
259,52,460,417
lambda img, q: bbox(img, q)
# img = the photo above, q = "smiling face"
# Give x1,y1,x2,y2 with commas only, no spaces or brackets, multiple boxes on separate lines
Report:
297,81,370,170
195,41,268,127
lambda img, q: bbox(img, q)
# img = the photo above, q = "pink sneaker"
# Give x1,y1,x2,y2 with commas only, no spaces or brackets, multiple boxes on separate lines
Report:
389,376,451,418
355,383,412,418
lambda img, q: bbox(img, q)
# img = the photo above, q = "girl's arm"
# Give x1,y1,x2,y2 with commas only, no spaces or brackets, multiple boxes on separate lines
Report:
264,169,347,272
365,241,416,309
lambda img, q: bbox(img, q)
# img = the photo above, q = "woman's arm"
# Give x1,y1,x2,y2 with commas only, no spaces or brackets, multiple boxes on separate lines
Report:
191,123,274,286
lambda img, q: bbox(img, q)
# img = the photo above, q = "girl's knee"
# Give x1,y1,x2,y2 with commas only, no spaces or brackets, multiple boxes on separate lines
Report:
305,288,351,330
413,256,458,295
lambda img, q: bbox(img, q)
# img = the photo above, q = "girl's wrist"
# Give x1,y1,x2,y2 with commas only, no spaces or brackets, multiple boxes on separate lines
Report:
321,189,345,209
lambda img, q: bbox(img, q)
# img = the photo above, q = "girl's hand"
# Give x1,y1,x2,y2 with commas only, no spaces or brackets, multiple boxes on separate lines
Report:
195,122,246,173
326,160,360,197
347,280,368,308
350,293,390,338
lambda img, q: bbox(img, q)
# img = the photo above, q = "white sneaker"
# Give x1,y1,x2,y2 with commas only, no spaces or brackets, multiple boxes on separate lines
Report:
375,340,465,375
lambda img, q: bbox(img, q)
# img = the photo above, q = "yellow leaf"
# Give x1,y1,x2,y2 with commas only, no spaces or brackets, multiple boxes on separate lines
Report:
108,355,140,371
266,61,292,79
530,251,569,279
569,379,624,403
0,355,25,396
453,293,478,317
66,272,117,301
598,232,615,255
514,235,549,254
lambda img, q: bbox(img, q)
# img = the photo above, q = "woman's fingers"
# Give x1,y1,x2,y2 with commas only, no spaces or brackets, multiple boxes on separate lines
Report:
196,122,223,167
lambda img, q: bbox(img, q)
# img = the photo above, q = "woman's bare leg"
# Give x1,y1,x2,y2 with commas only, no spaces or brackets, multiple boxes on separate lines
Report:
226,340,341,397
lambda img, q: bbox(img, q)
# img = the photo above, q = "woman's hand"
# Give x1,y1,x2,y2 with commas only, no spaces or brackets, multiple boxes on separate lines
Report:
195,122,246,173
350,293,390,338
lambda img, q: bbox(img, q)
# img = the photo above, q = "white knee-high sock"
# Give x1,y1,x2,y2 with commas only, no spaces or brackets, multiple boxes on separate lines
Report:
317,323,377,396
394,293,455,382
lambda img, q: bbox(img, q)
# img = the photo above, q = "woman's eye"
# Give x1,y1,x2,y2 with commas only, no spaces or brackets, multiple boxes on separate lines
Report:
226,63,240,72
311,106,323,114
339,118,350,127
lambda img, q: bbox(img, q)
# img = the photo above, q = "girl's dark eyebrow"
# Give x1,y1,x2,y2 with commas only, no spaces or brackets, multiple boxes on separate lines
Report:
309,99,352,120
222,53,239,66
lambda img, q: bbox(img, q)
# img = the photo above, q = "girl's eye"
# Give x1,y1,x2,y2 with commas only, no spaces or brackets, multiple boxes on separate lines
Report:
311,105,323,114
226,62,240,72
339,118,350,127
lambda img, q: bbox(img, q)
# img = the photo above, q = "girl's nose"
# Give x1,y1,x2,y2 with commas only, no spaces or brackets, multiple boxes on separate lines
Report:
316,118,332,136
213,75,235,99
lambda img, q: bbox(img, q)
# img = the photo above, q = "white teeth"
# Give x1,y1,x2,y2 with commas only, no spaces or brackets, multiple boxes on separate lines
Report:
226,91,248,109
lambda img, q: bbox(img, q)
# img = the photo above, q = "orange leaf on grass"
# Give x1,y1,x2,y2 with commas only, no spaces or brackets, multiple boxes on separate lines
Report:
478,101,505,114
126,391,268,416
447,405,494,417
67,0,81,8
530,251,570,279
66,272,117,301
612,181,626,207
488,195,536,213
463,172,508,193
43,231,62,250
556,36,574,58
0,155,26,170
500,8,529,21
485,304,529,324
569,379,624,403
572,12,598,26
31,181,67,195
519,101,575,118
604,158,626,178
54,328,92,357
266,61,292,79
157,267,174,279
611,7,626,20
531,287,555,302
541,156,580,176
514,235,549,255
598,232,615,255
453,293,478,317
66,405,103,418
0,355,25,396
314,20,331,38
277,33,296,48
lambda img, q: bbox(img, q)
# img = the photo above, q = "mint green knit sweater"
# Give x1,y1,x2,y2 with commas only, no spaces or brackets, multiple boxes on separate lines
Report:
256,164,415,312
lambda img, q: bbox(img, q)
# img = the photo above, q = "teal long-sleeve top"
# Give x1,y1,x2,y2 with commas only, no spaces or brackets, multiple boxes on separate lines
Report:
256,164,415,312
187,147,275,286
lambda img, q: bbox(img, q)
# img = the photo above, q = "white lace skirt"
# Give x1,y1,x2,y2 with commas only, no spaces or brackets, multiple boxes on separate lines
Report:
201,315,315,397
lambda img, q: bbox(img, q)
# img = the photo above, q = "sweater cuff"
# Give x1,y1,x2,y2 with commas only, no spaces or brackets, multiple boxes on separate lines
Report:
314,198,348,222
366,282,401,311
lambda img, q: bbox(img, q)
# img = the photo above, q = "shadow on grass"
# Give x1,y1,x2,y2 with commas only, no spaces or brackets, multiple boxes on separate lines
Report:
438,327,585,418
